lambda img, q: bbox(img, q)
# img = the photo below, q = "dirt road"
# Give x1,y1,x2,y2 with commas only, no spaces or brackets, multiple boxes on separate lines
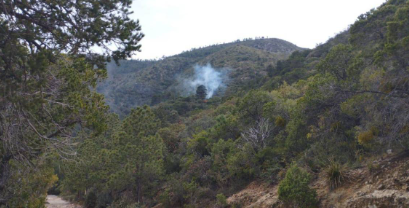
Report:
46,195,81,208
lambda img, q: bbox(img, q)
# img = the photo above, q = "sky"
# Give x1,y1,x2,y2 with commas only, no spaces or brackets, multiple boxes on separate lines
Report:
130,0,387,60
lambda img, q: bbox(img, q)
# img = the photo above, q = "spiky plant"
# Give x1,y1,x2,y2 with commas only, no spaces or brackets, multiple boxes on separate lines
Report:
325,159,346,190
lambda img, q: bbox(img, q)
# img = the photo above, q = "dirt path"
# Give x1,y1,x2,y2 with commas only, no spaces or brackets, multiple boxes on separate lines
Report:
46,195,81,208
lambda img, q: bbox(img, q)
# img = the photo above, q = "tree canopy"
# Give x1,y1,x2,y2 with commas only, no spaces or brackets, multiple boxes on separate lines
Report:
0,0,143,205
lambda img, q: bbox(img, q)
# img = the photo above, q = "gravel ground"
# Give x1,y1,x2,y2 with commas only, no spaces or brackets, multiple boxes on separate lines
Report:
46,195,81,208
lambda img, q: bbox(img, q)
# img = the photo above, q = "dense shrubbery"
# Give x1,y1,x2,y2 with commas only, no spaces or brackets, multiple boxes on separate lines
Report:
0,0,143,205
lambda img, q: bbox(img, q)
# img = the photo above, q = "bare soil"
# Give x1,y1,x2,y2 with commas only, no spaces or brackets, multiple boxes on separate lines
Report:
46,195,81,208
227,151,409,207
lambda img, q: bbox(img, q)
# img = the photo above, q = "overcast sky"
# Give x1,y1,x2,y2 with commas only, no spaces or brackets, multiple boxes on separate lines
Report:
130,0,386,60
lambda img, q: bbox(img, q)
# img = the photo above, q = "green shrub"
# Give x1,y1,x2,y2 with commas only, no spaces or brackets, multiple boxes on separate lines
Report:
216,193,228,208
357,130,374,144
278,164,318,208
275,116,286,127
325,159,345,190
159,190,171,208
85,191,97,208
107,198,143,208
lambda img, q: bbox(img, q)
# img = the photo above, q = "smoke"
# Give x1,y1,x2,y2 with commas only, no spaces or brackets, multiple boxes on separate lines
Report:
181,64,228,99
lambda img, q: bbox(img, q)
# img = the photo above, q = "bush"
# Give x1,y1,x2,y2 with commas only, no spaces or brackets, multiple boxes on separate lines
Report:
278,164,318,208
275,116,286,127
85,191,97,208
216,193,228,208
159,190,171,208
358,130,374,144
325,159,345,190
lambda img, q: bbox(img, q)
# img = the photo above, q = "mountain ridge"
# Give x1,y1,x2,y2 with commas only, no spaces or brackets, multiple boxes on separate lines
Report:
97,38,305,116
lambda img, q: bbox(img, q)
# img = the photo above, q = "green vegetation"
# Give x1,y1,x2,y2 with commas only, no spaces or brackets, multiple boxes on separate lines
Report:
278,164,318,208
325,160,346,190
196,85,208,100
61,107,164,206
2,0,409,207
0,0,142,206
97,39,303,117
216,193,228,208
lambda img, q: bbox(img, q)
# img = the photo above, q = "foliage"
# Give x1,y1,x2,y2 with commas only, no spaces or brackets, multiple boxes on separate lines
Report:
196,85,208,100
278,164,318,208
237,90,272,125
357,130,375,145
5,159,58,207
7,0,409,207
0,0,143,205
0,0,143,64
60,2,409,206
275,116,287,127
216,193,228,208
317,44,358,81
98,39,302,116
60,107,164,206
269,50,313,85
325,160,346,190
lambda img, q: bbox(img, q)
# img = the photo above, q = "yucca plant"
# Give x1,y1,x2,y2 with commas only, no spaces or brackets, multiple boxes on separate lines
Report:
325,159,346,190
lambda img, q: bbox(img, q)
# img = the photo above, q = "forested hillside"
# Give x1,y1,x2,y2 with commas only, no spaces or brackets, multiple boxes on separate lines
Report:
0,0,143,206
2,0,409,207
97,38,303,117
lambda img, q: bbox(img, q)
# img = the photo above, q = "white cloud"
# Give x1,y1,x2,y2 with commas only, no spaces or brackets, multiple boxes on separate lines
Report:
131,0,387,59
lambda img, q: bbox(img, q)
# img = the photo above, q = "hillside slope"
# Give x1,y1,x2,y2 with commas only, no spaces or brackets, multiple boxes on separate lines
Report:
96,38,303,116
227,152,409,208
57,0,409,207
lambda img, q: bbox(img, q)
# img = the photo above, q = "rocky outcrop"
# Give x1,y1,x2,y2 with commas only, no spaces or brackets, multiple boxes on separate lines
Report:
226,182,282,208
226,152,409,208
346,190,409,208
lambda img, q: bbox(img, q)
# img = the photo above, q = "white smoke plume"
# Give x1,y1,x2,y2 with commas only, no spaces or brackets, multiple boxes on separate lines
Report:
181,64,228,99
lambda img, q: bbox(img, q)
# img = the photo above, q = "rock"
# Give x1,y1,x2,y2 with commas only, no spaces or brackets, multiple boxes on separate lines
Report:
347,190,409,207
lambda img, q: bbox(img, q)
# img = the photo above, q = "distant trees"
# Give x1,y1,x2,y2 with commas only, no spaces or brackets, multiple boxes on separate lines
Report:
267,64,275,77
317,44,355,80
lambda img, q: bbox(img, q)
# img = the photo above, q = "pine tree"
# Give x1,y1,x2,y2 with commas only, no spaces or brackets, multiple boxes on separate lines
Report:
0,0,143,204
111,106,164,203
